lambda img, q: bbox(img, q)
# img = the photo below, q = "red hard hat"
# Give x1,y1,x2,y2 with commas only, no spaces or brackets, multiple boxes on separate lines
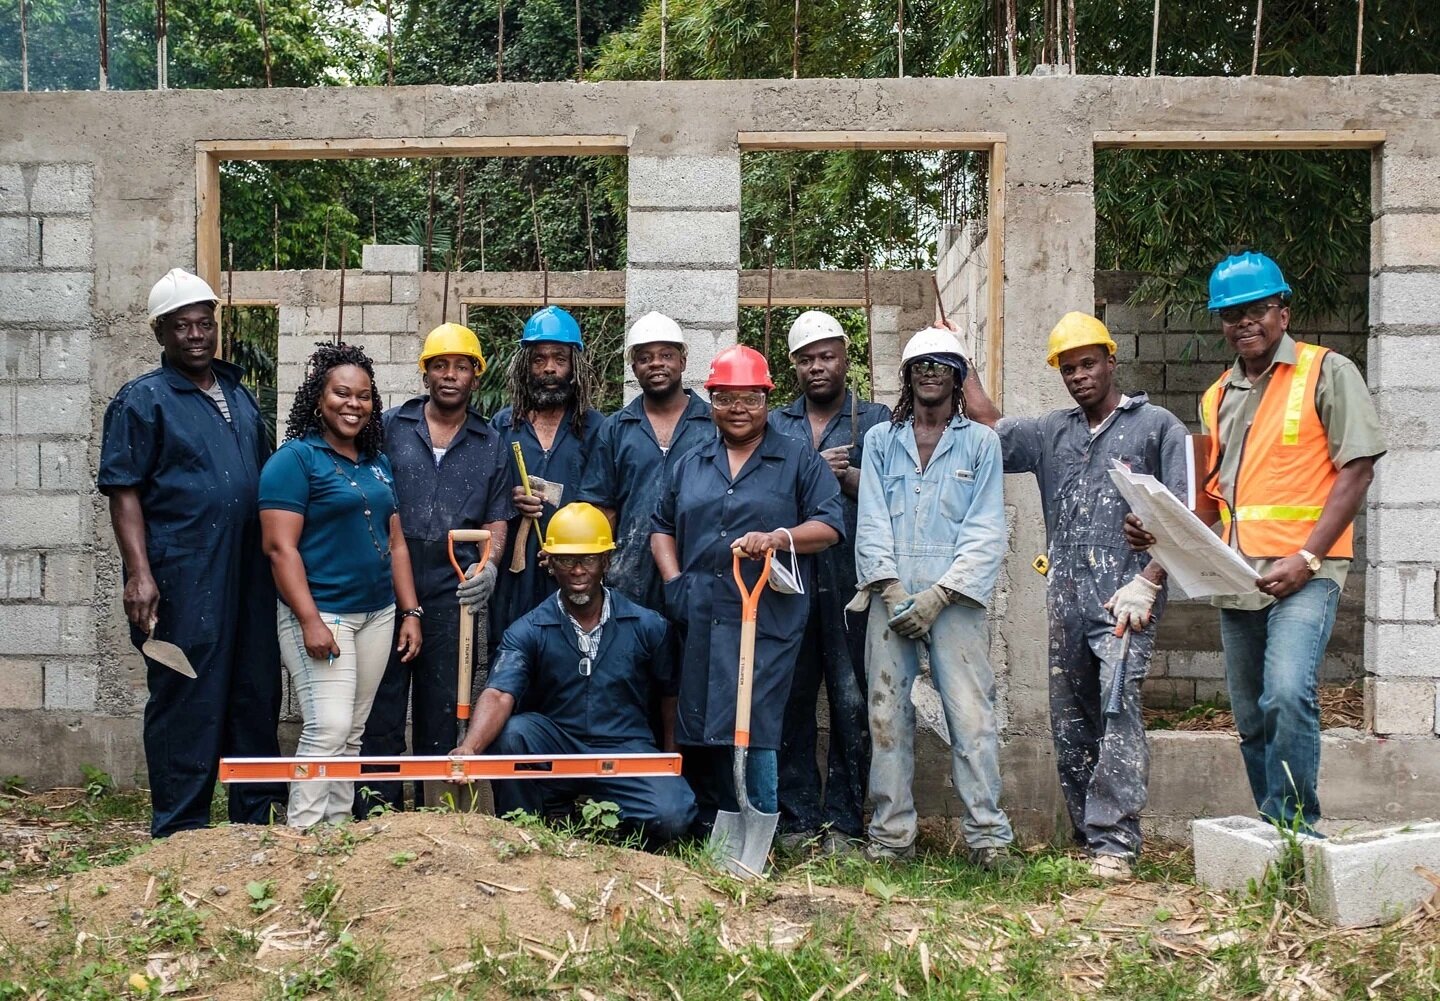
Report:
704,344,774,390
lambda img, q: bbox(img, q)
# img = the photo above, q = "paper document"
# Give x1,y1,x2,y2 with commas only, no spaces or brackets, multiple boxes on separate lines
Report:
1107,460,1260,599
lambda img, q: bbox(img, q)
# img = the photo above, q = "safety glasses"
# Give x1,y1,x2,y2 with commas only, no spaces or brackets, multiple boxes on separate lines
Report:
711,391,767,410
910,360,951,376
1217,301,1281,325
549,554,604,570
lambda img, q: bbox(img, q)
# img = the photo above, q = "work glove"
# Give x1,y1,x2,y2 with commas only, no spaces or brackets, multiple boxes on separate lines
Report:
846,580,909,615
1104,574,1161,633
457,562,499,612
888,584,951,640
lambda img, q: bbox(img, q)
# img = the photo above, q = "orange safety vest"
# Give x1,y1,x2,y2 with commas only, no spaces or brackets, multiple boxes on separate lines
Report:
1200,341,1352,560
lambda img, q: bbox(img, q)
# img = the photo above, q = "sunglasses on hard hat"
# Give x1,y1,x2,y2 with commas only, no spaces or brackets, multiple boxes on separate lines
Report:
1217,301,1282,325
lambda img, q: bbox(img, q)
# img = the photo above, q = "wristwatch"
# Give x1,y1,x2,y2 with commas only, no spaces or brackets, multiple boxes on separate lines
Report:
400,606,425,620
1297,550,1321,574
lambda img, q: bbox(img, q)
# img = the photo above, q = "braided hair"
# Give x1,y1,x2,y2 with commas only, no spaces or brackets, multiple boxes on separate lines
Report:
505,342,598,437
284,341,386,457
890,360,968,426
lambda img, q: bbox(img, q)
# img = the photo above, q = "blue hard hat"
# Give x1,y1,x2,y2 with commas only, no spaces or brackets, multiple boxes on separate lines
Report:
521,305,583,348
1208,252,1293,310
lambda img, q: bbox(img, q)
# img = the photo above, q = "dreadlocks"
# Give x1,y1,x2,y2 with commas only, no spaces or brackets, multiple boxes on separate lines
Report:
505,342,598,437
285,341,386,457
890,360,968,426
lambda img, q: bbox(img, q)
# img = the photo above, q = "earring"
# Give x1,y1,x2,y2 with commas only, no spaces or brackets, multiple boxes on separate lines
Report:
314,407,322,419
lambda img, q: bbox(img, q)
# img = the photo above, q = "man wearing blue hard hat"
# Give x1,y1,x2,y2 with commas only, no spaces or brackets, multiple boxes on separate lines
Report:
1125,251,1384,834
486,305,606,645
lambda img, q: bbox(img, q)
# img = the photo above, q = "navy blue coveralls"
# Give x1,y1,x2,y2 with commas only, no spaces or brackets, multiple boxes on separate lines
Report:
486,590,697,843
489,404,604,647
98,357,283,837
652,427,845,817
768,391,892,838
355,397,513,812
577,390,714,610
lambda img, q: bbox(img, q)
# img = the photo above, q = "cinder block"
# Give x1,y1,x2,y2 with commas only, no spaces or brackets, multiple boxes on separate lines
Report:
39,330,90,380
277,306,306,335
1370,507,1440,566
296,305,362,335
39,217,93,269
2,552,43,599
37,439,88,492
1375,154,1440,213
0,163,24,212
43,661,98,711
344,274,392,304
1303,822,1440,927
629,155,741,210
1141,677,1196,708
1373,389,1440,449
390,274,420,304
371,363,421,400
29,164,92,215
0,216,40,267
0,495,87,547
1369,621,1440,677
0,272,93,326
1373,334,1440,391
41,552,95,604
0,439,40,490
627,269,737,327
1367,563,1438,622
1371,273,1440,330
361,244,422,273
0,658,44,709
0,605,93,656
1165,650,1228,680
1365,677,1436,735
0,384,90,435
1,329,41,379
1192,815,1299,891
361,304,415,336
628,210,739,268
1372,451,1440,510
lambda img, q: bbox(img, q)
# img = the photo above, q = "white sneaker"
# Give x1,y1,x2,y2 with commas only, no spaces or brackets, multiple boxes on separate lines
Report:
1088,854,1133,880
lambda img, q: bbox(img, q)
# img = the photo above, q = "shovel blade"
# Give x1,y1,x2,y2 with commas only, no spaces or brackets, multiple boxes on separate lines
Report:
143,638,197,678
709,806,778,880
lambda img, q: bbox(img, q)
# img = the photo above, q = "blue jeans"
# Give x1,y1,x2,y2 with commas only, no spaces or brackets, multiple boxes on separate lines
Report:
1219,578,1341,831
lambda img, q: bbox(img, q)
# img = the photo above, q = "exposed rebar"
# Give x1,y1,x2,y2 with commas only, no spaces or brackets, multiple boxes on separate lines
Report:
497,0,505,82
1355,0,1365,75
99,0,109,91
1150,0,1161,76
257,0,272,87
1251,0,1264,75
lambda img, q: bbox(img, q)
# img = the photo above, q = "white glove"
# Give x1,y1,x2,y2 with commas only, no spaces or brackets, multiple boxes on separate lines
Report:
457,562,499,611
1104,574,1161,633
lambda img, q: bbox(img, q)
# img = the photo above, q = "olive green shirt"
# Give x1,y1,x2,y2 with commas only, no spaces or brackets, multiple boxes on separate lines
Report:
1198,334,1386,611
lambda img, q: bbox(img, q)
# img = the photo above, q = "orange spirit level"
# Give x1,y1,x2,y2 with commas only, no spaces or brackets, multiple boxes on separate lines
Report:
219,753,682,784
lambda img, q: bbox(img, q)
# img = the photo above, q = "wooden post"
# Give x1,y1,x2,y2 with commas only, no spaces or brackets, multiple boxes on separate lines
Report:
497,0,505,82
1251,0,1264,76
1150,0,1161,76
156,0,168,90
575,0,583,80
386,0,395,85
258,0,272,87
99,0,109,91
659,0,667,81
1355,0,1365,75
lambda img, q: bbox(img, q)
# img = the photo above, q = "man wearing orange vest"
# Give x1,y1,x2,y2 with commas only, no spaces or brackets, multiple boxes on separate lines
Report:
1126,252,1384,833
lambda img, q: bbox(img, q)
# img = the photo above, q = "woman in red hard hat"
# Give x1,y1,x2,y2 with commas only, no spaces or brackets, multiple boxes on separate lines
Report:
651,345,845,832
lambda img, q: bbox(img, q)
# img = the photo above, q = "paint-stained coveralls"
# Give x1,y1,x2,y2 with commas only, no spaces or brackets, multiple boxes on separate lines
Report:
855,415,1012,851
651,428,845,816
98,357,284,837
485,589,697,843
997,393,1188,857
356,396,513,811
489,404,604,645
768,391,892,839
577,390,714,610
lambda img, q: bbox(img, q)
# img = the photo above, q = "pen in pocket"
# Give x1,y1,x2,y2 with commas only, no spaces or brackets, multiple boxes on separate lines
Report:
327,616,341,666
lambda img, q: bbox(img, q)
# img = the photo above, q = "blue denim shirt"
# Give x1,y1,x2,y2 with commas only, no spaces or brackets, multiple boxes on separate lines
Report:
855,415,1006,609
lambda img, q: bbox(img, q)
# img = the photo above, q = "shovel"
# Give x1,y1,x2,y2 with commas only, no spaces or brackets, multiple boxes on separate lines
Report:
710,548,775,880
143,617,196,678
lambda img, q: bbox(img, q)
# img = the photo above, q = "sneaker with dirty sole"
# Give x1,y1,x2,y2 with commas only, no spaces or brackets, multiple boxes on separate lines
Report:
966,846,1015,872
776,830,821,854
1088,854,1133,880
821,832,862,858
862,840,916,863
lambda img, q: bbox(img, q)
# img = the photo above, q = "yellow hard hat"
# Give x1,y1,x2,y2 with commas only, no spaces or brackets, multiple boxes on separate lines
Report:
1046,312,1117,368
418,322,487,374
543,502,615,555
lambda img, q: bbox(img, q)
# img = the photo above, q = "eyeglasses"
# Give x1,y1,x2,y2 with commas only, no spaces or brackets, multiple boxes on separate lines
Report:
1218,301,1282,325
910,360,952,376
549,554,604,570
711,391,767,410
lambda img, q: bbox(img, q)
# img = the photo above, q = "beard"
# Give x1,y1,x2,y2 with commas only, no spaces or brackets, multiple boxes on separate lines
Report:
528,375,573,410
564,590,594,607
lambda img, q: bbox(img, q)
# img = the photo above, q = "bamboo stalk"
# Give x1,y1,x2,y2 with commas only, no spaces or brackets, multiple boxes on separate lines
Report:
99,0,109,91
659,0,667,81
497,0,505,82
1067,0,1076,73
1150,0,1161,76
1251,0,1264,76
575,0,583,80
272,202,279,270
1355,0,1365,75
386,0,395,85
257,0,272,87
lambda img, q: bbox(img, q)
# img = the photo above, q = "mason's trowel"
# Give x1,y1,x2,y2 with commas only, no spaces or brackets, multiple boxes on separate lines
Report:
912,642,951,747
144,618,196,678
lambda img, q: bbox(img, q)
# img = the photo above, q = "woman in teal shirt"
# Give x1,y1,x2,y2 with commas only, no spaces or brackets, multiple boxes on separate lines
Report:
260,343,423,828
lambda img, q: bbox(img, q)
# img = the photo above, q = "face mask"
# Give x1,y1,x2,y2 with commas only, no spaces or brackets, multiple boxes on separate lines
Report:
767,527,805,596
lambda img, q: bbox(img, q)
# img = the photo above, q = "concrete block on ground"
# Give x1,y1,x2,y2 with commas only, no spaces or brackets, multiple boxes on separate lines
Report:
0,272,94,326
1365,677,1437,735
29,164,93,215
1192,815,1295,891
361,244,422,273
0,216,40,267
40,217,94,270
629,155,741,210
1367,563,1438,622
0,659,44,709
1371,273,1440,330
43,661,98,711
1304,822,1440,927
628,210,739,268
361,304,415,336
2,552,43,599
627,269,737,327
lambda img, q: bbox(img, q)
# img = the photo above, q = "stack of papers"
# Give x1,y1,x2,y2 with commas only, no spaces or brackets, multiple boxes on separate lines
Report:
1107,460,1260,599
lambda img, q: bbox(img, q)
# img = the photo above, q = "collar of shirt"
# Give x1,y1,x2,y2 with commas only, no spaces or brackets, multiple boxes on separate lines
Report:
1221,333,1298,390
301,429,379,465
615,388,712,425
389,394,492,447
556,585,612,657
158,355,244,394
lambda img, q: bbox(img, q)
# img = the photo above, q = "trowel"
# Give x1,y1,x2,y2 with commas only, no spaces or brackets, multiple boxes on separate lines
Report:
912,641,951,746
144,618,196,678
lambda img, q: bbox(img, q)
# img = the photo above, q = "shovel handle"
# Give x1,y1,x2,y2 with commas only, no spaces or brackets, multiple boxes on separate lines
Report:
730,549,774,749
447,529,493,582
448,529,493,729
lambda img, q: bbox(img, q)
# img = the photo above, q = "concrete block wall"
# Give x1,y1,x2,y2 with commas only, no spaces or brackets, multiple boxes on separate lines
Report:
1366,140,1440,735
0,162,99,715
935,221,990,385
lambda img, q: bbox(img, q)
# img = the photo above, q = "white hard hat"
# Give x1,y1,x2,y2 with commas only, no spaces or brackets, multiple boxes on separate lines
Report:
625,311,686,356
787,310,848,357
900,326,966,365
148,268,218,329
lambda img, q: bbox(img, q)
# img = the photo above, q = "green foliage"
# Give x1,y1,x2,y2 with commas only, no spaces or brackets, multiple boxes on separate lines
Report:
246,879,278,914
81,765,116,800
